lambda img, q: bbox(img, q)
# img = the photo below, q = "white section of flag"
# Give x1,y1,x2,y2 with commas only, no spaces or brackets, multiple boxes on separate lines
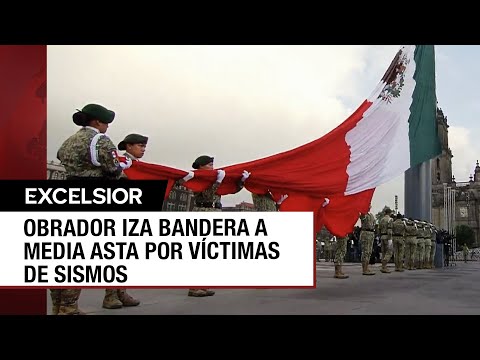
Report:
345,45,417,195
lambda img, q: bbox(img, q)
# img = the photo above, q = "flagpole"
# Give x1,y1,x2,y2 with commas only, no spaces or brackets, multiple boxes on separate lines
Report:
404,160,432,221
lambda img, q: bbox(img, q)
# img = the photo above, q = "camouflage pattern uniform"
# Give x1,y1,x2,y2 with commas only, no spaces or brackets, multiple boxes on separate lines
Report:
54,104,126,314
415,222,426,269
188,170,244,297
334,236,349,279
379,214,394,273
463,244,469,263
57,127,124,179
404,219,417,270
392,218,406,272
252,192,277,212
423,224,432,269
360,211,376,275
323,237,332,262
430,227,437,268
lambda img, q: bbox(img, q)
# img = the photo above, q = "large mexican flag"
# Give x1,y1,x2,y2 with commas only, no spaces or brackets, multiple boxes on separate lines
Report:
343,44,441,196
125,45,442,236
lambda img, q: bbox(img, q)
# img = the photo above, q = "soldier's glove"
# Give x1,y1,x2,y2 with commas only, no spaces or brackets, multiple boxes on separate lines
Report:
277,194,288,205
119,158,132,170
182,171,195,183
216,169,226,183
322,198,330,207
241,170,251,183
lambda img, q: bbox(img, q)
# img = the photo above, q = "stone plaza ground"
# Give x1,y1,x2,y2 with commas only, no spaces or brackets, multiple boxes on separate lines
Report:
47,260,480,315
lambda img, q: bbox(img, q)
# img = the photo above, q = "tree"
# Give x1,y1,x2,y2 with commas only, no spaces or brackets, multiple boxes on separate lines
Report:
455,225,475,249
375,206,393,223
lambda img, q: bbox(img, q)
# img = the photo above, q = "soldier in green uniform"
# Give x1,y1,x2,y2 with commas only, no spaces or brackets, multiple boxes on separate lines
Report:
54,103,131,315
404,218,418,270
430,225,437,269
378,209,393,273
323,234,332,262
252,191,279,212
57,104,131,180
185,155,249,297
423,223,432,269
88,134,151,310
359,206,376,275
118,133,148,162
392,213,406,272
334,235,349,279
463,243,469,263
415,221,426,269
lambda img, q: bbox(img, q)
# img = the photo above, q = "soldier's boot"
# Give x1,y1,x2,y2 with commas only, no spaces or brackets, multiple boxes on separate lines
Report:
58,290,85,315
188,289,208,297
102,289,123,309
380,260,391,273
117,289,140,307
202,289,215,296
58,304,86,315
50,290,61,315
362,262,375,275
334,265,349,279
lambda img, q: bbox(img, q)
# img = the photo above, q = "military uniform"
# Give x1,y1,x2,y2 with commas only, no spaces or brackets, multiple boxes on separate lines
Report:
95,134,150,310
54,103,124,315
187,155,247,297
252,192,278,212
404,219,417,270
430,227,437,268
334,236,349,279
415,222,426,269
463,244,469,263
360,211,376,275
378,214,393,273
323,237,332,262
392,217,406,271
423,224,432,269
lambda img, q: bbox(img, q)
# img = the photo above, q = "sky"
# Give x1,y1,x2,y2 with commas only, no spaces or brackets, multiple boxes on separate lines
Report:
46,45,480,215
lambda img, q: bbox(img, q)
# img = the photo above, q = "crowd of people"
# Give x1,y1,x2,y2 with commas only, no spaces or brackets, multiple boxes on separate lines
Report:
316,207,472,278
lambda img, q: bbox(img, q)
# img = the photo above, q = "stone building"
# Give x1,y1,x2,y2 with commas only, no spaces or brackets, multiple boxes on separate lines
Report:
431,108,479,245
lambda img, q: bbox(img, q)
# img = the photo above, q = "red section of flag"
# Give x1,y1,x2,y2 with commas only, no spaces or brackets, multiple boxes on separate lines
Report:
124,100,375,236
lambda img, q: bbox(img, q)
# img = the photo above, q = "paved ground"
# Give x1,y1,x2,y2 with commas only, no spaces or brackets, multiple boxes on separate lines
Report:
47,261,480,315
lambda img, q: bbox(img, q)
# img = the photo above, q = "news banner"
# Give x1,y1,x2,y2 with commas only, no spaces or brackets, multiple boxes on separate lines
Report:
0,180,314,288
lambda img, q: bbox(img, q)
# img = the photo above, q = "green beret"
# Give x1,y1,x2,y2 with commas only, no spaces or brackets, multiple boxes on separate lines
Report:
80,104,115,124
192,155,214,169
118,133,149,151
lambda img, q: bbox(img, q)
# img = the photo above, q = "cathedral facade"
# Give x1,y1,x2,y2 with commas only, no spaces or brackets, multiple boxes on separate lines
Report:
431,108,479,245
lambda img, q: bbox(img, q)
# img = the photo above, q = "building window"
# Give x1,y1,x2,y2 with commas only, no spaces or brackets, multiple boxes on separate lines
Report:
180,193,187,202
178,204,186,211
436,158,440,169
167,202,175,211
436,172,440,182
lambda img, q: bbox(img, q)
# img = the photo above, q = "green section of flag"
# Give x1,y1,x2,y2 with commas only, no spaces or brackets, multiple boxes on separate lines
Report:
409,45,442,167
